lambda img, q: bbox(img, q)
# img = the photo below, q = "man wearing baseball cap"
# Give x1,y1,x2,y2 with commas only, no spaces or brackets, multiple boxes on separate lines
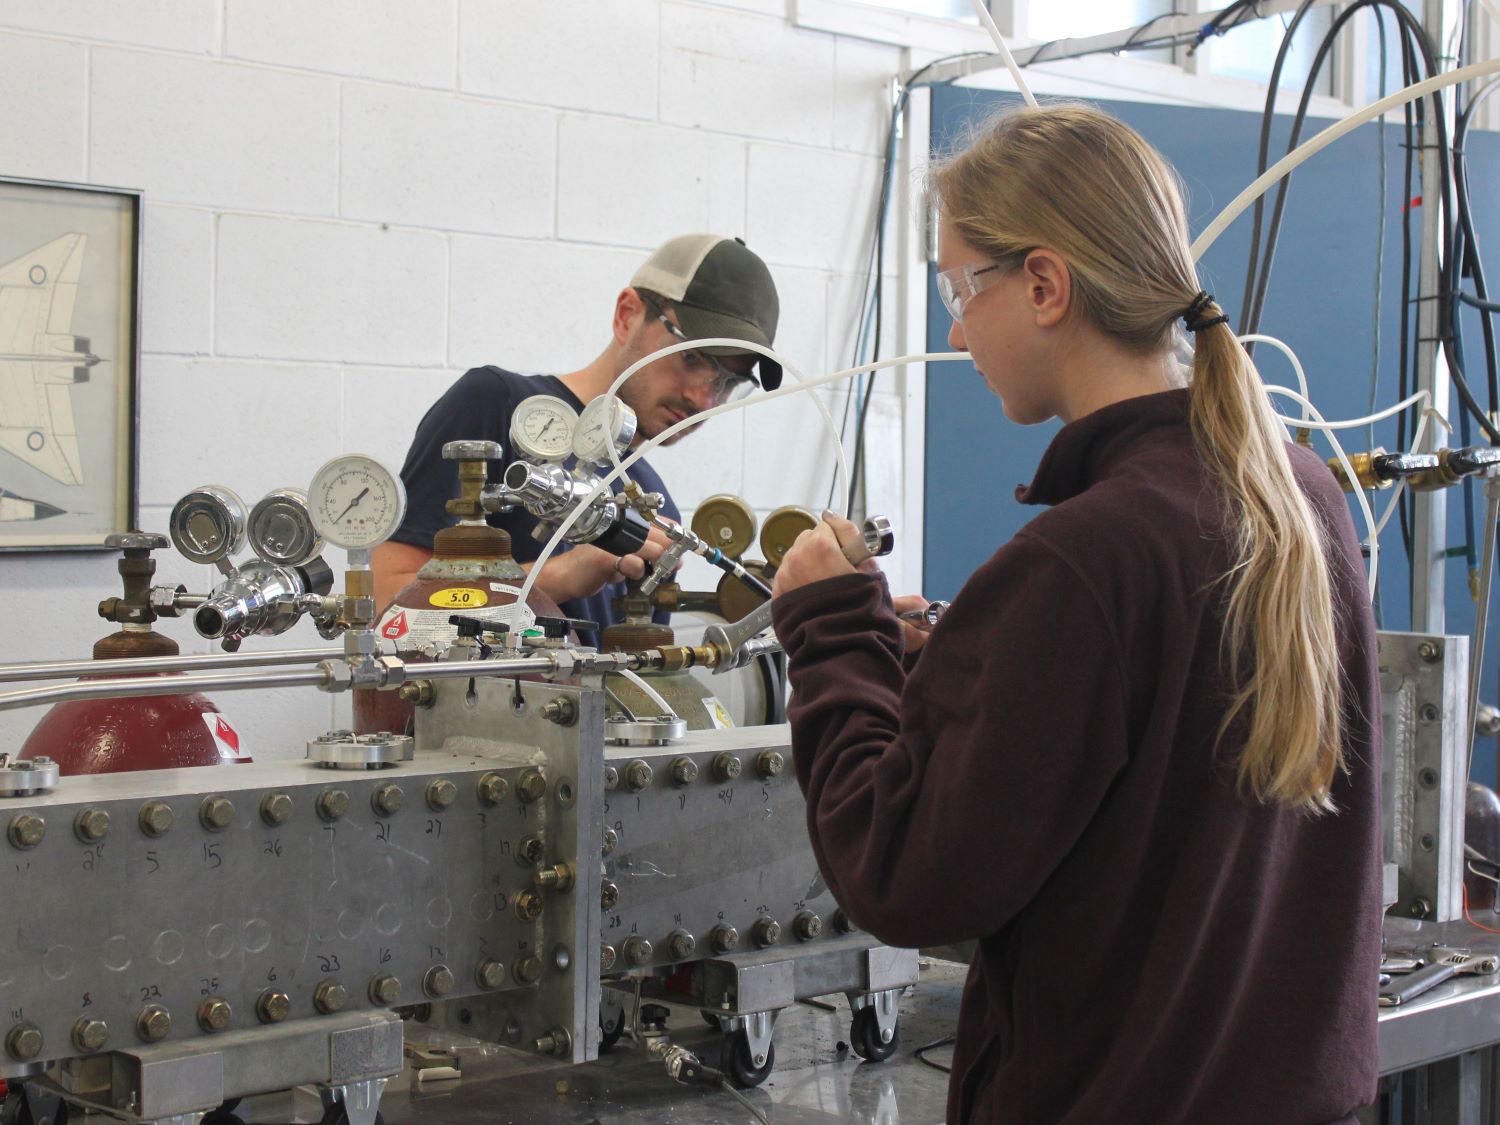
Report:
373,233,781,645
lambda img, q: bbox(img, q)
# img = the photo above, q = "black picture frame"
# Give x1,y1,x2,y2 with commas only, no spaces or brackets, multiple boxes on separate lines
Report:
0,174,140,552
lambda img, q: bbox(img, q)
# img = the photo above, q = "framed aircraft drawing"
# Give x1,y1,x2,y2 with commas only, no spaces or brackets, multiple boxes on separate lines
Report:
0,176,140,551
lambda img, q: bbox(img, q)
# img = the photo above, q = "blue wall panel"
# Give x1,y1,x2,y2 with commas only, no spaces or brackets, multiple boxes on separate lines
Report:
923,87,1500,779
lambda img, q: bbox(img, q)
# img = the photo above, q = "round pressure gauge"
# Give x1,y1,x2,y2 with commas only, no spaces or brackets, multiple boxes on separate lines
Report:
509,395,578,462
169,486,248,565
574,396,637,465
248,488,323,566
308,454,408,549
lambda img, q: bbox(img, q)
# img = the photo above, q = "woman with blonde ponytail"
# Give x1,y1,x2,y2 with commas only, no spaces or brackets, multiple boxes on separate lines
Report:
772,104,1380,1124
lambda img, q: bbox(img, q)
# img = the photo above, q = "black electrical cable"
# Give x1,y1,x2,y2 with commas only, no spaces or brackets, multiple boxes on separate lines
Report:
914,1035,957,1073
755,651,787,726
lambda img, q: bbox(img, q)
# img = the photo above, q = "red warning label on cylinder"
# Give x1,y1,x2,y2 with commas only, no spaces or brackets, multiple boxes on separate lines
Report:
202,712,250,761
375,598,535,651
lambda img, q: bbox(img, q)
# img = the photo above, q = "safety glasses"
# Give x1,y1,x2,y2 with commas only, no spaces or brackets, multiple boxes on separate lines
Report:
639,292,758,403
935,261,1005,322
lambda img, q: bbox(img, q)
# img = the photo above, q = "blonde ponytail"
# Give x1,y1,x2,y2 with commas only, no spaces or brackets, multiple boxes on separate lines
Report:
931,105,1346,811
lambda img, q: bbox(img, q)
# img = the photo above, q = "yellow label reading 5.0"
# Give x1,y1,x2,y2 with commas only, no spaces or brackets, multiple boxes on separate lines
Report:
429,587,488,609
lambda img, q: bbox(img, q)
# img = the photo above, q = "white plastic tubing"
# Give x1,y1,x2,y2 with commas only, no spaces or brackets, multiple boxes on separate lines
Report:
510,347,970,637
969,0,1039,109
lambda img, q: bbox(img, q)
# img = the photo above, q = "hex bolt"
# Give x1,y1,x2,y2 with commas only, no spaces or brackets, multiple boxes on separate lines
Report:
667,930,697,960
601,827,619,856
259,792,293,826
513,955,543,984
516,768,547,804
601,882,620,911
541,697,578,726
1418,640,1442,663
751,917,782,948
476,773,509,806
534,863,575,893
137,1005,171,1043
198,997,233,1033
315,980,348,1014
623,936,654,967
832,909,858,935
139,800,174,837
199,795,235,832
514,891,544,922
710,924,739,954
476,959,506,990
793,912,823,941
671,757,699,786
426,777,458,811
8,813,44,850
74,807,111,843
371,783,404,816
712,753,742,782
534,1026,571,1057
424,965,455,998
397,679,434,706
603,766,620,791
1411,897,1433,917
600,945,618,973
369,975,402,1006
317,789,350,821
517,835,546,866
72,1017,108,1053
5,1022,42,1061
624,760,653,791
755,751,785,780
256,991,291,1024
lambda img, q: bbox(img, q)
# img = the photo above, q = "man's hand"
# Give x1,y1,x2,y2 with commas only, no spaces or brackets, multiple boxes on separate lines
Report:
772,512,879,597
526,524,677,603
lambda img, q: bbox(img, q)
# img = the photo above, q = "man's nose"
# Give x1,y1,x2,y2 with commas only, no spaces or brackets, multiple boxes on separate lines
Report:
683,379,717,412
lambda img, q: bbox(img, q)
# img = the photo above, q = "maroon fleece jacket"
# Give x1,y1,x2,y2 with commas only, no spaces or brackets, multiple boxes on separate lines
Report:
774,389,1382,1124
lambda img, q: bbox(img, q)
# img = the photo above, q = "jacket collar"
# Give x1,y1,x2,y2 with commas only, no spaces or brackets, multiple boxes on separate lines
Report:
1017,388,1191,506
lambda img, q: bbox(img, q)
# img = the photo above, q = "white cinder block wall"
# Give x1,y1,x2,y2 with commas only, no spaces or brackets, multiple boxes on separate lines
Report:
0,0,908,756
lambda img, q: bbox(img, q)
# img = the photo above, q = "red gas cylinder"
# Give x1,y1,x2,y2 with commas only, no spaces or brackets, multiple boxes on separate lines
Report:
21,626,250,774
19,532,250,775
356,521,562,735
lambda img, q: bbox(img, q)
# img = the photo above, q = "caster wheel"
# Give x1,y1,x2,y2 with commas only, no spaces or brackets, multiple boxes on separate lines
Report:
700,1010,723,1029
720,1029,775,1088
599,1010,627,1052
318,1105,385,1125
2,1092,70,1125
201,1099,244,1125
850,1005,899,1062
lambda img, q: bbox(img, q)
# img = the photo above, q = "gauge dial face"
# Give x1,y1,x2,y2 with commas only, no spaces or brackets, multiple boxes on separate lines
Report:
574,396,637,464
248,489,322,565
169,486,248,565
509,395,578,462
308,455,408,549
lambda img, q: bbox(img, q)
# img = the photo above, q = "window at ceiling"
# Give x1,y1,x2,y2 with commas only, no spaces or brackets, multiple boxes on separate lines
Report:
1207,5,1337,96
844,0,980,19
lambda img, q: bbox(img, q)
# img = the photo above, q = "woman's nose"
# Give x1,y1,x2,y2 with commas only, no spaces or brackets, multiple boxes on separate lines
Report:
948,318,967,351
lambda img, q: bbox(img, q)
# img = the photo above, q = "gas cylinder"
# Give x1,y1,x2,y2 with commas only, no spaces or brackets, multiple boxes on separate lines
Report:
19,533,250,774
600,607,737,732
1466,780,1500,912
355,441,563,735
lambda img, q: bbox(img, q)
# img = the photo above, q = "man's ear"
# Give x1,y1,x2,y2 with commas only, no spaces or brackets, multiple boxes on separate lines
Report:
1022,249,1071,329
613,288,646,346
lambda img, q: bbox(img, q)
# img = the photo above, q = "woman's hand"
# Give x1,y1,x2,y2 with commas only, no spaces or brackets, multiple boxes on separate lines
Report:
892,594,935,654
773,512,879,597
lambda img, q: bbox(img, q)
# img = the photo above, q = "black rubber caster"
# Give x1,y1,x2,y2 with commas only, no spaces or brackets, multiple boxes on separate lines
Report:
850,1005,900,1062
0,1089,70,1125
318,1104,385,1125
720,1029,776,1088
700,1010,724,1029
200,1097,245,1125
599,1009,627,1052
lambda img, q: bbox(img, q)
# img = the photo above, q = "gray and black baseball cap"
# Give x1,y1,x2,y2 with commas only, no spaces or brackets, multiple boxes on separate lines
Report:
631,234,782,391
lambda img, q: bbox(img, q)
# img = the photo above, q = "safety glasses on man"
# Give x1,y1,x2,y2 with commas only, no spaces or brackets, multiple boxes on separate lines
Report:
639,290,758,403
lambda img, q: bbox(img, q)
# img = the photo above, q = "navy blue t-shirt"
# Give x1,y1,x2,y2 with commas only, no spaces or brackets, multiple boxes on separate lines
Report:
390,366,680,647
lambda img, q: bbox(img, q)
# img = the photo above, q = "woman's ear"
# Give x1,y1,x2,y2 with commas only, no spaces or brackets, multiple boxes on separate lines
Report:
1022,249,1071,329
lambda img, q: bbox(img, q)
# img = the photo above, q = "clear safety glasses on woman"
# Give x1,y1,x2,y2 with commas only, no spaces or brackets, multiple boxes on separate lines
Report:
935,261,1008,322
639,291,759,403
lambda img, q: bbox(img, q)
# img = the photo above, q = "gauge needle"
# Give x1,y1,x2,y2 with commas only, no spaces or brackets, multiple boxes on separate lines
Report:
334,487,370,524
539,418,557,437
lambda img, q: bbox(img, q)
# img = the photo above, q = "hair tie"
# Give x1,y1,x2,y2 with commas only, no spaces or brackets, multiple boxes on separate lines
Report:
1183,291,1228,334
